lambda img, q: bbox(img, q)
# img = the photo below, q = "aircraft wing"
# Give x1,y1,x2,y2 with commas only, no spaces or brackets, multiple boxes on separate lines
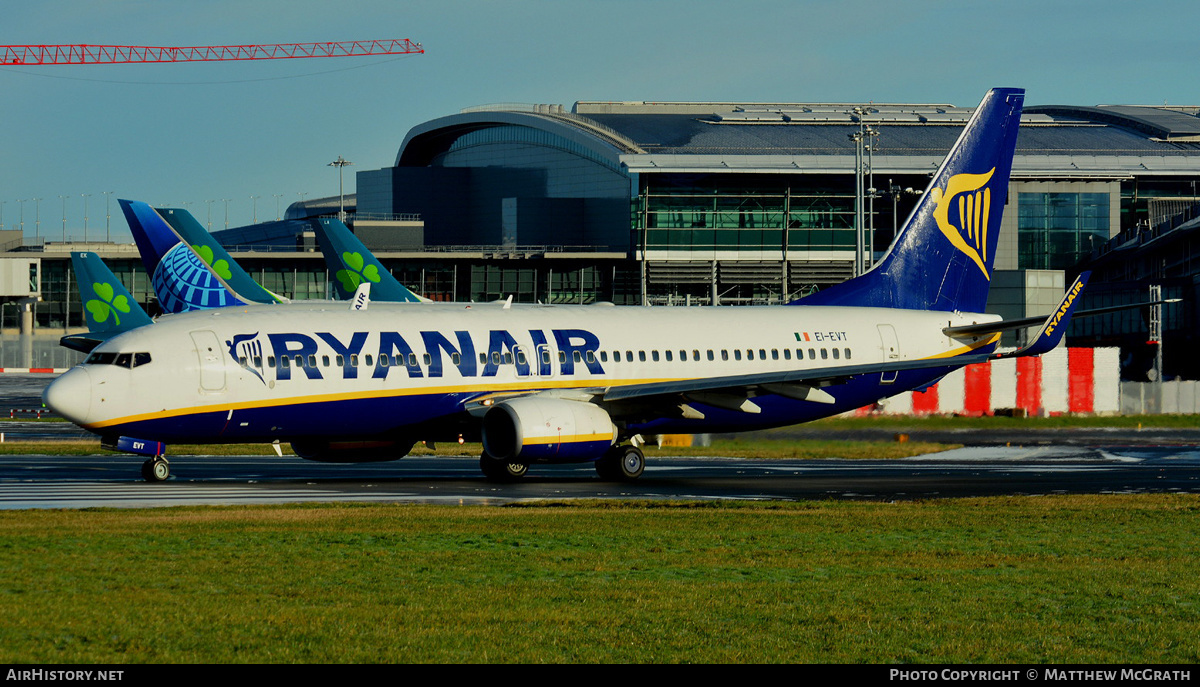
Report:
597,352,993,411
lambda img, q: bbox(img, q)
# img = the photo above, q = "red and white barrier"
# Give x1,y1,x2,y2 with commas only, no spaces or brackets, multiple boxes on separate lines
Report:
865,347,1120,416
0,368,66,374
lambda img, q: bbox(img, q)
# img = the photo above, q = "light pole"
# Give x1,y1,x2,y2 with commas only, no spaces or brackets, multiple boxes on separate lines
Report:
32,198,42,241
273,194,283,220
103,192,113,243
17,199,25,236
81,193,91,243
249,195,260,224
328,156,352,223
222,199,232,230
206,200,216,231
59,195,70,242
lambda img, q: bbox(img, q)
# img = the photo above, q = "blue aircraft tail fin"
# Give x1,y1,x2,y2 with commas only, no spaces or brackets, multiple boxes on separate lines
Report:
155,207,284,305
313,217,425,302
119,199,250,313
61,252,155,353
793,87,1025,312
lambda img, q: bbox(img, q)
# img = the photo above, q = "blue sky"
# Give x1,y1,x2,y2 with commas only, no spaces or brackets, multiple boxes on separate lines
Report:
2,0,1197,242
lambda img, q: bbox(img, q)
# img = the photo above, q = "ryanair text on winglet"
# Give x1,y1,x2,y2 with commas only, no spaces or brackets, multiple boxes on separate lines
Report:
1043,279,1085,338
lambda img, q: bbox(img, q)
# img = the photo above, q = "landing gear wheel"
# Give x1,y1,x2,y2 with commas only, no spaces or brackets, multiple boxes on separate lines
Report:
141,458,170,482
480,454,528,481
595,445,645,482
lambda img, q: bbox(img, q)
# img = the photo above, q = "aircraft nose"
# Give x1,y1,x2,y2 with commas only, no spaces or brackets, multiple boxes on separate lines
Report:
43,367,93,426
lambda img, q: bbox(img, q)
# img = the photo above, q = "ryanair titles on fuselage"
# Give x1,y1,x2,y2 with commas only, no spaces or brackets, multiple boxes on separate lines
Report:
228,328,604,383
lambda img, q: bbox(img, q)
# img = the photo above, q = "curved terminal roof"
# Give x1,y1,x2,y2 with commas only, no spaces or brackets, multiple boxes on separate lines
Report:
394,101,1200,177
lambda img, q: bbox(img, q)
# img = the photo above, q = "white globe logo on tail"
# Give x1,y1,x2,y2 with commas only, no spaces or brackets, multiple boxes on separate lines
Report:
930,167,996,281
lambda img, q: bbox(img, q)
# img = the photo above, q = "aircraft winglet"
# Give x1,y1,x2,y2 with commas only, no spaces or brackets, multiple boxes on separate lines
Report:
350,282,371,311
981,272,1090,360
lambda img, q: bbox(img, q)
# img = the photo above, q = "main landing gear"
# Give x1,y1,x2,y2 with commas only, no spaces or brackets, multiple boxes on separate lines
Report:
594,444,645,482
478,444,647,482
140,457,170,482
479,454,529,482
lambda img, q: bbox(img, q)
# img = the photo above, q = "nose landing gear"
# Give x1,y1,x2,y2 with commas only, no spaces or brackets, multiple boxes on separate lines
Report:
140,457,170,482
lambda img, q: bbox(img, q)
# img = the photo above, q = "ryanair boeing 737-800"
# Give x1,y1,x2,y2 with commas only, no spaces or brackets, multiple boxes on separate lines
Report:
46,88,1082,483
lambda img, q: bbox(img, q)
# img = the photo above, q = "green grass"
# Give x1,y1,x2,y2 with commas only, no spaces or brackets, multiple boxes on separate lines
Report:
0,496,1197,663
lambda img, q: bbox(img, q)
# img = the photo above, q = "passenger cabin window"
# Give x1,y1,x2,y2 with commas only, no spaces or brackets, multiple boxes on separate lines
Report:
665,350,673,362
638,351,646,362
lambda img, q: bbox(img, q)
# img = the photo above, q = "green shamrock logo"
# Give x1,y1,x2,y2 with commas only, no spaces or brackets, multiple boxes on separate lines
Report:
192,244,233,280
85,282,132,326
336,251,380,293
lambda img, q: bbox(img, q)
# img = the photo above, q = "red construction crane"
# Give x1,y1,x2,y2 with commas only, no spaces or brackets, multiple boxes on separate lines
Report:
1,39,423,65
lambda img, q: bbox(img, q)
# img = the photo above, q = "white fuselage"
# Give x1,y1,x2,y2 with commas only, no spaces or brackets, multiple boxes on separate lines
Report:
47,300,999,444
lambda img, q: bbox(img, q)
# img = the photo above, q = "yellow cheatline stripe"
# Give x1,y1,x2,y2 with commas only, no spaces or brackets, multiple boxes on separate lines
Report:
523,432,615,446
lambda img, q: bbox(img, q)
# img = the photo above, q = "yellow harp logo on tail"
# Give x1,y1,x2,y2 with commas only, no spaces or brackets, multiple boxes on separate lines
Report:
930,167,996,281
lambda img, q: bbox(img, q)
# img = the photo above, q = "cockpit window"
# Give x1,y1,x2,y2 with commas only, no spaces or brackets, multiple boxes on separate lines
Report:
85,351,152,369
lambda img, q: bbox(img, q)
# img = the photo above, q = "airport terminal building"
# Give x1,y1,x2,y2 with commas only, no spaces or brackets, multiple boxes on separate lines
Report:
4,98,1200,378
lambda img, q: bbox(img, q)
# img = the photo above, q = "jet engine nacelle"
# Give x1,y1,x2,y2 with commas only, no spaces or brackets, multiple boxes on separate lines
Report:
482,397,617,463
